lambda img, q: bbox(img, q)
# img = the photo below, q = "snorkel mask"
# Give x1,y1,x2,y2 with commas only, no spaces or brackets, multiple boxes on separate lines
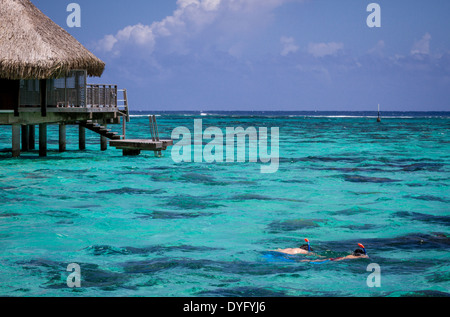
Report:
358,243,367,255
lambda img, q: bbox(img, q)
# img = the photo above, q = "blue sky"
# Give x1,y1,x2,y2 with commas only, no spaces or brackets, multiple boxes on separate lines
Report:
33,0,450,111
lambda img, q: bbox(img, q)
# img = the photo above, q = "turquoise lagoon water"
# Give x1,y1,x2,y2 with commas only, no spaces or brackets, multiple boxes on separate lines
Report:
0,112,449,297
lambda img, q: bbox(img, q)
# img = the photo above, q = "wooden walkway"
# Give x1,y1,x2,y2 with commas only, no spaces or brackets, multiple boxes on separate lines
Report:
108,115,173,156
109,139,173,156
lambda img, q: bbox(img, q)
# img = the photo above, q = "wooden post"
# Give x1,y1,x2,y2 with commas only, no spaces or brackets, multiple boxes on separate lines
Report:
122,116,126,139
114,85,118,107
64,76,67,107
59,124,67,152
12,125,21,158
149,116,156,141
97,85,100,107
75,72,79,107
100,124,107,151
153,115,160,141
101,135,108,151
103,85,106,107
13,80,20,117
377,104,381,123
40,79,47,117
21,125,29,152
39,123,47,157
123,89,129,122
79,125,86,150
14,81,20,117
29,125,36,150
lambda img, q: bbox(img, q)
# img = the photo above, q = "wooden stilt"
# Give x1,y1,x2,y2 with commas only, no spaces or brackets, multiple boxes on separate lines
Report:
12,125,21,158
39,123,47,157
100,124,108,151
79,125,86,150
21,125,29,152
59,124,67,152
122,116,126,140
29,125,36,150
40,79,47,117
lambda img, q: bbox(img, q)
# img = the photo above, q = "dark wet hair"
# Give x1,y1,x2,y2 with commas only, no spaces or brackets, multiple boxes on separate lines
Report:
352,249,365,257
300,244,313,252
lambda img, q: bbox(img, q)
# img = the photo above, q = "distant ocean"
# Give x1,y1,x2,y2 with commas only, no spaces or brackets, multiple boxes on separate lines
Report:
0,111,449,297
130,110,450,118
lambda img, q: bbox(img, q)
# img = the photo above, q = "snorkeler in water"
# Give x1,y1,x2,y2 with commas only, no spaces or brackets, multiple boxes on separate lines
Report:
302,243,369,263
271,238,314,255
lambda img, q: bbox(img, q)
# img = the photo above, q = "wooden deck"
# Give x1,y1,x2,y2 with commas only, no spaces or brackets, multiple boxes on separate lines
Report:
109,139,174,156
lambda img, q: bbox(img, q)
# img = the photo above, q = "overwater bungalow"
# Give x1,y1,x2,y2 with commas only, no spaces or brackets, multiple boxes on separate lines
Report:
0,0,130,157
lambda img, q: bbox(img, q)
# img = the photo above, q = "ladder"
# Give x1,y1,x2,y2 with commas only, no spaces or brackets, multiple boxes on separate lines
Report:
149,115,160,157
149,115,160,142
117,88,130,139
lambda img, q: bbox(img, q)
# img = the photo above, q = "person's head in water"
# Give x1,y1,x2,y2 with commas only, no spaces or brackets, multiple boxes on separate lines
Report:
299,244,313,252
352,249,366,257
352,243,368,257
302,238,312,252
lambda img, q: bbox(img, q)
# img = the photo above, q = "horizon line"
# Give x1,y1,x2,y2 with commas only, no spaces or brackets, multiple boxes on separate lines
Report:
129,110,450,113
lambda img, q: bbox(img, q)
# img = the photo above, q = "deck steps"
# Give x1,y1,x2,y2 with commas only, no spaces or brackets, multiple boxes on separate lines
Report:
79,121,122,140
80,114,173,156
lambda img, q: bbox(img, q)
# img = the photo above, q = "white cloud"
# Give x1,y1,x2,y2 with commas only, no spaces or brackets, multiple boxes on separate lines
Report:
367,40,385,56
411,33,431,55
117,24,155,46
225,0,299,12
280,36,299,56
296,64,331,83
95,0,217,54
95,0,300,56
307,42,344,58
97,34,118,52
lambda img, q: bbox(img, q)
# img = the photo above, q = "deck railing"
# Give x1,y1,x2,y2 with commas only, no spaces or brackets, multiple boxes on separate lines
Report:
18,83,129,125
86,84,118,108
86,84,130,138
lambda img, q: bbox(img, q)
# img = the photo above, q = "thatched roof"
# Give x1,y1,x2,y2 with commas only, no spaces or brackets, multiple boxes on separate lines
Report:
0,0,105,80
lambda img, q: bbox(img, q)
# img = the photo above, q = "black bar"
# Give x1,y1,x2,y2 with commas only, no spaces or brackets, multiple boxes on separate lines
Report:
0,297,442,314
